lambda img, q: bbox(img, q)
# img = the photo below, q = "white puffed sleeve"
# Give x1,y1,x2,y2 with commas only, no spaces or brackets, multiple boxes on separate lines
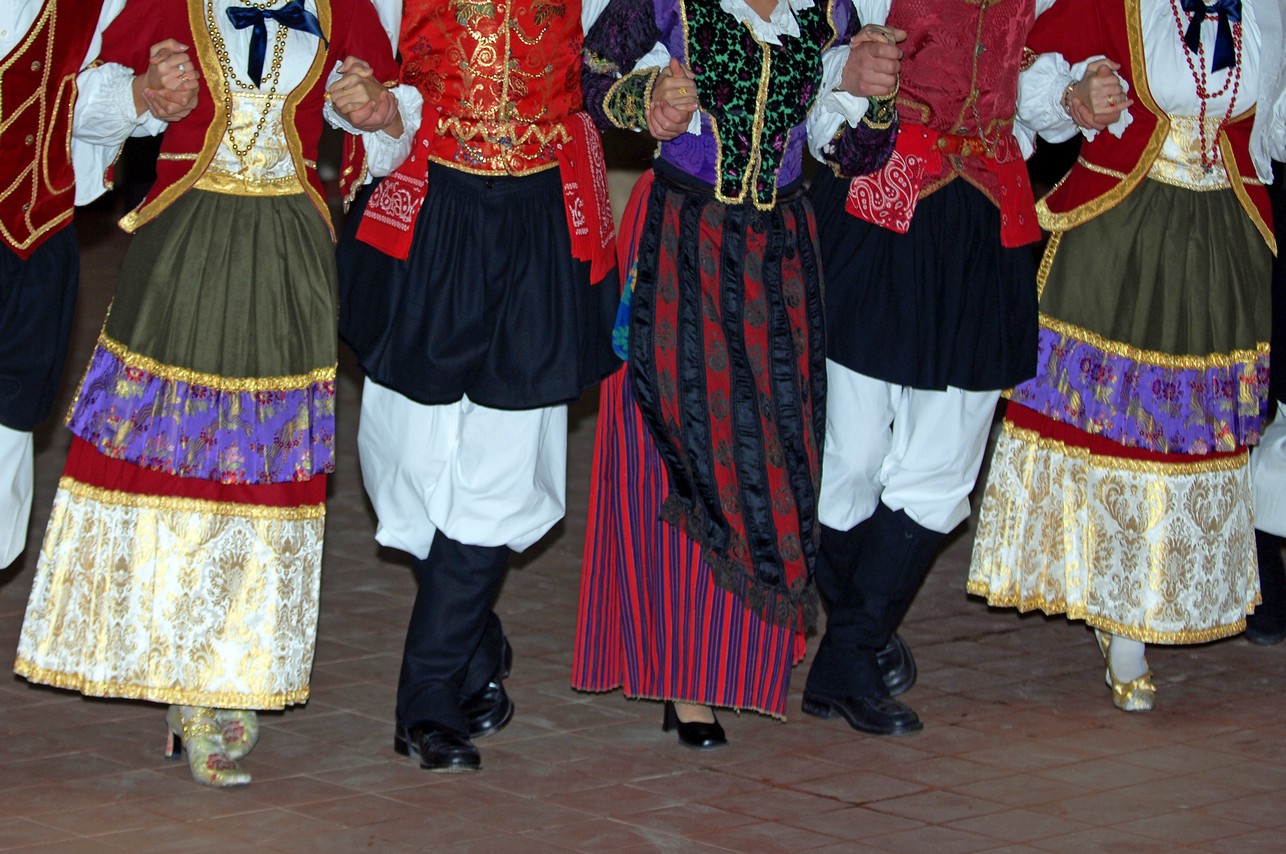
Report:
323,82,424,178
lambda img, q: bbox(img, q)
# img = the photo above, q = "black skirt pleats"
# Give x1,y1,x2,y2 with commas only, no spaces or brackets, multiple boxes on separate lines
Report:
629,167,825,631
338,164,621,410
812,168,1039,391
0,226,78,431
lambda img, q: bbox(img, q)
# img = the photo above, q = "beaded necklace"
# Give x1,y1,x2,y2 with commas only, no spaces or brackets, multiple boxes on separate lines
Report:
1167,0,1243,172
205,0,292,162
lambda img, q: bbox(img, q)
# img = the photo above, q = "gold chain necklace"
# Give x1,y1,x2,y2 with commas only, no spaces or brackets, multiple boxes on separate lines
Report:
205,0,291,161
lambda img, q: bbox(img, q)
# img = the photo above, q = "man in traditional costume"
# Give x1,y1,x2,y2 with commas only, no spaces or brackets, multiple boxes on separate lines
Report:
338,0,620,772
802,0,1047,736
0,0,169,568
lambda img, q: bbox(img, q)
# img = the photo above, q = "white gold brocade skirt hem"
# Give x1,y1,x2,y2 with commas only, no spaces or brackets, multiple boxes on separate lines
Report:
15,478,324,709
967,422,1259,644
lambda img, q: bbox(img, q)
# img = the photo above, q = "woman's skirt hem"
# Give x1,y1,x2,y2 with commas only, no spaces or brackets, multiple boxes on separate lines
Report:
12,660,310,710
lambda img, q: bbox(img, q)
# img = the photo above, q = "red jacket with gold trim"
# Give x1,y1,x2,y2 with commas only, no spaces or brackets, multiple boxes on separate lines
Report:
1030,0,1274,251
400,0,584,175
0,0,109,259
99,0,398,237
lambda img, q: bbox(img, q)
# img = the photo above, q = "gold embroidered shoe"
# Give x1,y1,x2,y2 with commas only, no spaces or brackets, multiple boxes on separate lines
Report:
165,705,252,787
1095,631,1156,713
213,710,260,761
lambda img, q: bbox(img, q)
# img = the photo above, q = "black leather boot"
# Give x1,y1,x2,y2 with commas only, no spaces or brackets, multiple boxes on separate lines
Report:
804,503,943,735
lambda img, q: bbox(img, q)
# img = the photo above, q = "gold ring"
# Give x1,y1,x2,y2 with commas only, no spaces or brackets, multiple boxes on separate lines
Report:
179,73,189,83
679,86,688,96
1107,96,1116,107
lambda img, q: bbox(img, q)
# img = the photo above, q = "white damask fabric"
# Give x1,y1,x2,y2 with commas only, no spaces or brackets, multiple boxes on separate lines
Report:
15,479,324,708
968,422,1259,643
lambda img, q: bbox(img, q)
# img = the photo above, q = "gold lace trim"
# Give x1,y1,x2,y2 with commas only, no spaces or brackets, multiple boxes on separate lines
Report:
14,659,312,709
1001,420,1248,474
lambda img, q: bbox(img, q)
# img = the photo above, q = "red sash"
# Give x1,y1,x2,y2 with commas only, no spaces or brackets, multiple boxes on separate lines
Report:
353,130,431,260
845,125,1040,247
556,112,616,284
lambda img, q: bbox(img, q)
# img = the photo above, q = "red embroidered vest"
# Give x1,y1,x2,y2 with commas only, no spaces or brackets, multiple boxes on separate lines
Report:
887,0,1034,204
0,0,107,258
400,0,585,175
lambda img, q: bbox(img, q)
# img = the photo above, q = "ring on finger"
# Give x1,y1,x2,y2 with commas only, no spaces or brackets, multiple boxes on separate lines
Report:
679,86,688,96
177,62,185,73
1107,96,1116,107
179,73,189,82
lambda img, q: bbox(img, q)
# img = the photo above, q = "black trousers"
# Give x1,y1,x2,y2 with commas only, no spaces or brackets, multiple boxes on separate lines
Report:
0,226,79,431
396,530,510,735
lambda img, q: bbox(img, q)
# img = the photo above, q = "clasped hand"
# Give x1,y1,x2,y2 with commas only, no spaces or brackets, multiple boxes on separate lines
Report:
1065,59,1132,131
134,39,200,122
328,57,403,137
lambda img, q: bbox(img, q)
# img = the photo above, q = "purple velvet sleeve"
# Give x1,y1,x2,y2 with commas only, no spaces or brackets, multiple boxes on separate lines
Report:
581,0,665,131
827,116,898,177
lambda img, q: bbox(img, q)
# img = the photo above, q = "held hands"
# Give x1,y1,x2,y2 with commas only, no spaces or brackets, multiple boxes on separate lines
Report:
646,57,698,141
839,24,906,99
329,57,404,137
133,39,200,122
1064,59,1132,131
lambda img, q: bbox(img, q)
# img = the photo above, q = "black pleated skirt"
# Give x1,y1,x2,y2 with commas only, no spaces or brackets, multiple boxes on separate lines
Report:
811,167,1039,391
338,163,621,409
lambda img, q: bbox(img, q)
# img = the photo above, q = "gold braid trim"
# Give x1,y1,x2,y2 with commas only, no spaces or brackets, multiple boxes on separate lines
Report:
1036,314,1269,370
14,659,312,710
1001,420,1249,475
96,331,336,392
603,67,659,131
963,583,1252,645
58,476,327,519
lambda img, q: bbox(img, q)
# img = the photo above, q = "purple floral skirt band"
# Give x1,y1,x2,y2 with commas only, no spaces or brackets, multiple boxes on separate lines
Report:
66,336,336,486
1008,322,1268,456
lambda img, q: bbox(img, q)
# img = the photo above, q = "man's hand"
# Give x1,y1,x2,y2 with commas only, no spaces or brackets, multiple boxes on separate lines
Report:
329,57,403,137
647,57,697,141
839,25,906,98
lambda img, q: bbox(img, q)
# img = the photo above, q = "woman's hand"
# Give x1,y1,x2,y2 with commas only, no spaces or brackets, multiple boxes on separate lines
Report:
133,39,200,121
839,25,906,98
329,57,404,137
1065,59,1132,131
647,57,697,141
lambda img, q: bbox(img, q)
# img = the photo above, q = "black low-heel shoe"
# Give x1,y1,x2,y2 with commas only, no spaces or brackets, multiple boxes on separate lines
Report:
662,701,728,750
802,692,923,736
394,724,481,772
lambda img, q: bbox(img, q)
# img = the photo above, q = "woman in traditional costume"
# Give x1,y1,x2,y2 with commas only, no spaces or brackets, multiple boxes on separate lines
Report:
967,0,1286,710
13,0,420,786
571,0,899,745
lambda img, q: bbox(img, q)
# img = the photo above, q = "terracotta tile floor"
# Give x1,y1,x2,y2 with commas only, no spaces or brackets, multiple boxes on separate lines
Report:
2,195,1285,853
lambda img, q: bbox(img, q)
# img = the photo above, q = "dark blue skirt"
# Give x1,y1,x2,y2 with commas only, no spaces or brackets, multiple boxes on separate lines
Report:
811,167,1038,392
338,164,621,409
0,226,78,430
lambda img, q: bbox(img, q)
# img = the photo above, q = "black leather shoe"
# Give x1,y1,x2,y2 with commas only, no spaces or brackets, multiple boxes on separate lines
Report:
801,692,923,736
463,636,515,738
662,701,728,750
464,679,514,738
394,724,481,772
877,633,917,697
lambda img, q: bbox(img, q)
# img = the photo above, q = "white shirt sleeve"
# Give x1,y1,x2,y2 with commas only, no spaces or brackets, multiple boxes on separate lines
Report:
324,81,424,178
72,0,158,205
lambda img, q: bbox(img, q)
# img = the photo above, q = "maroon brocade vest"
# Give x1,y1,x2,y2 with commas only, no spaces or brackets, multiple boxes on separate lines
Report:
887,0,1033,203
0,0,107,258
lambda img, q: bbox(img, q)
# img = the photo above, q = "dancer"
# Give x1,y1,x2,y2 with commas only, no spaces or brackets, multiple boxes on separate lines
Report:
572,0,899,745
968,0,1286,710
337,0,622,772
803,0,1047,736
15,0,418,786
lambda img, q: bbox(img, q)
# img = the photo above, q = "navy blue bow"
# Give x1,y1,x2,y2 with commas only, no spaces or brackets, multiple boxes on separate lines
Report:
226,0,326,88
1180,0,1242,73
